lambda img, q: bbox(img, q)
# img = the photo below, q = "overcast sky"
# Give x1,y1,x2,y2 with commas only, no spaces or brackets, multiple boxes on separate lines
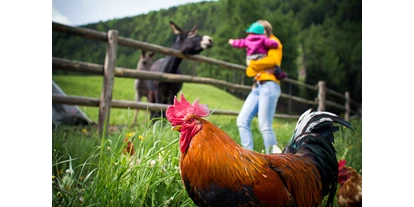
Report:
52,0,217,26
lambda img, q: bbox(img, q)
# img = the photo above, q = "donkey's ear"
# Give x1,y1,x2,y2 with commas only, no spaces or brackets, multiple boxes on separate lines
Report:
141,50,146,57
149,52,156,58
188,26,198,37
170,21,182,35
191,25,198,34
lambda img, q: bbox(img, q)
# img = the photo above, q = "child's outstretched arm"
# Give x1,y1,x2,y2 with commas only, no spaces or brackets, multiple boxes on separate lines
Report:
229,38,247,48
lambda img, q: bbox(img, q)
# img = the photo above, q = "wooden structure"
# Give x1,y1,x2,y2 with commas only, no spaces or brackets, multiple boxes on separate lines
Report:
52,22,362,138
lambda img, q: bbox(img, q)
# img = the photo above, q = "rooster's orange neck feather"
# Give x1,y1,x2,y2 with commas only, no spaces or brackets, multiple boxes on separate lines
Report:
180,119,268,191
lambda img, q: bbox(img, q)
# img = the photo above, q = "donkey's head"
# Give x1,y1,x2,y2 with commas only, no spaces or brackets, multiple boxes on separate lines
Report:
137,50,155,71
170,21,213,55
146,22,213,121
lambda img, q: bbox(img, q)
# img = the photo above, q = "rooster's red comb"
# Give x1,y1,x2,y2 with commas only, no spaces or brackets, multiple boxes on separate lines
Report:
166,94,209,125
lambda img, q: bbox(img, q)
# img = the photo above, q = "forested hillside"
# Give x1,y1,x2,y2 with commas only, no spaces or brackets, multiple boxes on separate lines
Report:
52,0,362,104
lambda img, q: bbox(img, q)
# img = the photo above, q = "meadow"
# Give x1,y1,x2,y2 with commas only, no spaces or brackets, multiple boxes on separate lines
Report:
52,75,362,207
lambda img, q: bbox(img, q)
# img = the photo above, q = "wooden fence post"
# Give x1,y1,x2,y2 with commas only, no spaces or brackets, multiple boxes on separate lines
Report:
98,30,118,138
345,91,350,121
317,81,326,111
288,82,292,114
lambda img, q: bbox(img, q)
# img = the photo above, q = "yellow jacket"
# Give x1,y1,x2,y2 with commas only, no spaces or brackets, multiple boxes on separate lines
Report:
246,34,283,84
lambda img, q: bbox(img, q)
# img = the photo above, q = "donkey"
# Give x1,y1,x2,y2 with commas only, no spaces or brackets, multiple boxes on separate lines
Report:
131,50,155,126
148,21,213,120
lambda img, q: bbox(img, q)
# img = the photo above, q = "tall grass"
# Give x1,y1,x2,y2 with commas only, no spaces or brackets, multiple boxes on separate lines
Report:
53,119,194,206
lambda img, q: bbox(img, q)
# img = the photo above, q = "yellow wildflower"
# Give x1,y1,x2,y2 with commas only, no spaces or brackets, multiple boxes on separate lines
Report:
81,128,87,133
139,135,144,140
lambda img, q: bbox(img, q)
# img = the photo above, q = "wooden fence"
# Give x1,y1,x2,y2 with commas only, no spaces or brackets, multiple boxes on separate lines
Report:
52,22,362,137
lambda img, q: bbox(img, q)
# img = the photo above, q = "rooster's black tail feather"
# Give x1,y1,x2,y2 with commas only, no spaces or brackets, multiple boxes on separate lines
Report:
283,109,354,207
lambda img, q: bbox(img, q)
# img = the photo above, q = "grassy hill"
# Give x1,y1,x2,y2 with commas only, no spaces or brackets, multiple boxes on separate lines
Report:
53,75,245,125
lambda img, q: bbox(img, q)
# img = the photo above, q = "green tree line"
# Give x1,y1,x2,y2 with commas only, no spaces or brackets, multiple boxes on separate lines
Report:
52,0,362,105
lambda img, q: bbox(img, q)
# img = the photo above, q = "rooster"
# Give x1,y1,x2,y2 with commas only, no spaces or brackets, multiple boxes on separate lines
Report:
337,160,362,207
166,94,353,207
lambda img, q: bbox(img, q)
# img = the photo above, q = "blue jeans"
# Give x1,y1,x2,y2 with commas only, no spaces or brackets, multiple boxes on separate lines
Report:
237,81,280,154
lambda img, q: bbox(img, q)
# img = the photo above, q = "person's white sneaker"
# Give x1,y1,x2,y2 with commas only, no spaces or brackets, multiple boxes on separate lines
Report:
272,145,282,153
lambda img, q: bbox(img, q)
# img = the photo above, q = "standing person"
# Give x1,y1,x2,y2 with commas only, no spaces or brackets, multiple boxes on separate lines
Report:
228,22,287,80
236,20,284,154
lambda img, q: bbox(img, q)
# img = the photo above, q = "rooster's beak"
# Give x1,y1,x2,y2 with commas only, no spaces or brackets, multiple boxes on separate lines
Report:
171,125,182,131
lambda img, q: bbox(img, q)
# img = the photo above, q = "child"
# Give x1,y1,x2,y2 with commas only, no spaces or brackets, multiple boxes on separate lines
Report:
228,22,287,80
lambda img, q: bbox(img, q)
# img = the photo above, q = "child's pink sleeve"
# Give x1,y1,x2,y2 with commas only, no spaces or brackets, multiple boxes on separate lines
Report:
231,38,247,48
264,38,279,49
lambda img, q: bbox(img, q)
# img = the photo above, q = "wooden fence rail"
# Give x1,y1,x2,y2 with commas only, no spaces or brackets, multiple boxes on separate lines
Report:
52,95,301,120
52,22,361,137
52,57,317,106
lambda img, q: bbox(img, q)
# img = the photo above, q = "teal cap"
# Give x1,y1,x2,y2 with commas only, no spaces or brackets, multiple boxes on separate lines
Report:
246,22,265,34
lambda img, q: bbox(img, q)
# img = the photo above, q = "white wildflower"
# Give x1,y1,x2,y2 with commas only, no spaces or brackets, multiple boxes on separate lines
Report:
150,160,156,167
65,169,74,175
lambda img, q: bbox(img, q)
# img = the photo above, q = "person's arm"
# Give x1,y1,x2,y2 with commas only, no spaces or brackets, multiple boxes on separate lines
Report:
263,38,279,49
229,38,247,48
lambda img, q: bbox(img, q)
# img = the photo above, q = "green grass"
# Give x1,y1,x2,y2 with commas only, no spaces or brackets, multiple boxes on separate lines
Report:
52,75,362,207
